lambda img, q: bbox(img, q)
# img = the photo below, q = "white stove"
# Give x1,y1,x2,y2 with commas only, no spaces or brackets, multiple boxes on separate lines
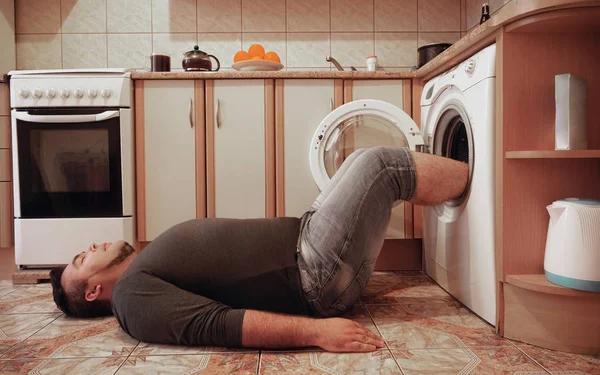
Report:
9,69,135,268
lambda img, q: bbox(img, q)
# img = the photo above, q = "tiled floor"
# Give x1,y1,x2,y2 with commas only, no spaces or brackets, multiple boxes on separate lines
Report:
1,272,598,374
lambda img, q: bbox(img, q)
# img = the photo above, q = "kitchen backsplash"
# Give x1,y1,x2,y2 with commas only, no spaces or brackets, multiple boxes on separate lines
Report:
14,0,511,72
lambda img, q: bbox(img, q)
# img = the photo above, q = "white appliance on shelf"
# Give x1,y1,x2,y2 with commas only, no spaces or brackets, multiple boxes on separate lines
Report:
421,44,497,325
9,69,135,268
544,198,600,292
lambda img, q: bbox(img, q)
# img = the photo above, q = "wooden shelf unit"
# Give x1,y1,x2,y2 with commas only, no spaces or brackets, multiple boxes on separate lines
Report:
496,7,600,355
506,274,600,298
505,150,600,159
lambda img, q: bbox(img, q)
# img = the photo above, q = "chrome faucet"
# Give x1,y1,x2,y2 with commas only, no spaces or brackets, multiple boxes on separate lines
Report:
326,56,357,71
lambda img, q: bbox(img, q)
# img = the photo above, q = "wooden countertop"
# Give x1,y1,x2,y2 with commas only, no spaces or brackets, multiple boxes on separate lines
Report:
131,70,416,80
130,0,600,81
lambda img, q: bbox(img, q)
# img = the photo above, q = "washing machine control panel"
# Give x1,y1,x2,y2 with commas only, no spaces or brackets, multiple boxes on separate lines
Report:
464,59,476,75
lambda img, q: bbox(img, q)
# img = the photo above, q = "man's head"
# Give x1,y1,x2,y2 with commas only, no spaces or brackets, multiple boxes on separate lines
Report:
50,240,136,318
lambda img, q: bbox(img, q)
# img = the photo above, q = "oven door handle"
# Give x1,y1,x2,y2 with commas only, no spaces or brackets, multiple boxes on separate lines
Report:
14,110,120,123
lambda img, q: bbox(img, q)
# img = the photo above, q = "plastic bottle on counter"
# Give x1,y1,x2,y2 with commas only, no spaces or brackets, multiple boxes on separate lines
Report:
367,56,377,72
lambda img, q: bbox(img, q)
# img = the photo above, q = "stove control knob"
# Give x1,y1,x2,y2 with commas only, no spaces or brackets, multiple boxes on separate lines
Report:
101,88,112,98
464,59,476,75
19,88,30,99
33,87,43,99
74,88,84,98
46,88,57,98
88,89,98,98
61,89,71,98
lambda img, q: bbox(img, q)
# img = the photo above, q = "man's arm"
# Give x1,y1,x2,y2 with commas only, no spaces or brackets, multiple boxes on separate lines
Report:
242,310,385,352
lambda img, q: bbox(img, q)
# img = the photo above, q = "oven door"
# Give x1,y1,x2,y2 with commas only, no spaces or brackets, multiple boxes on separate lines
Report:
12,109,127,219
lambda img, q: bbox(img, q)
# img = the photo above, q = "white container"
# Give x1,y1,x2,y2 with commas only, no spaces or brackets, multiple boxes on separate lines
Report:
555,74,587,150
367,56,377,72
544,198,600,292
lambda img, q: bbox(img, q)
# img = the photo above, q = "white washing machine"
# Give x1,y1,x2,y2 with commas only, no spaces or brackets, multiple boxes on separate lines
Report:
421,44,497,325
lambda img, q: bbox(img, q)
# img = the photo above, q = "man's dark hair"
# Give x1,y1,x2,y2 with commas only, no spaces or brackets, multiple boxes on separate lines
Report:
49,267,113,318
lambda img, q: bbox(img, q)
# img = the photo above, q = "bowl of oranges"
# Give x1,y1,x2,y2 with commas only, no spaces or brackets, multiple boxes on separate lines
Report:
232,44,283,72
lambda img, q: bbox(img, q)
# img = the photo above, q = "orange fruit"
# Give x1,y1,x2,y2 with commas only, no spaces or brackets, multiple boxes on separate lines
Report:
248,44,265,59
234,50,250,63
251,56,263,60
264,52,281,63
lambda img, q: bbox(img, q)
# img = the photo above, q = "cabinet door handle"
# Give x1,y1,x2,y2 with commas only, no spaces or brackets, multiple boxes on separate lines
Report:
188,98,194,128
215,99,221,129
329,97,334,112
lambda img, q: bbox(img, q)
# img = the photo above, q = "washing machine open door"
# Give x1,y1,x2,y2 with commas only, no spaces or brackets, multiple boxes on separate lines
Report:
310,99,424,191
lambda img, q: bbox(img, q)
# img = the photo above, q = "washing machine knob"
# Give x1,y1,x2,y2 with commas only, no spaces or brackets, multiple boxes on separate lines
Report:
464,59,476,75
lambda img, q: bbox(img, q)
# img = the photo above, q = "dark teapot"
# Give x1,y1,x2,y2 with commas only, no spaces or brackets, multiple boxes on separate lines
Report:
182,45,220,72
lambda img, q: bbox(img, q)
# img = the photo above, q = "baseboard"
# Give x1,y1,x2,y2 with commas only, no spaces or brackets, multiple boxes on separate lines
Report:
375,239,422,271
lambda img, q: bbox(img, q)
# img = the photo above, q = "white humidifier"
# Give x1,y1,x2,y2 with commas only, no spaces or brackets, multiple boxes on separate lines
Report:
544,198,600,292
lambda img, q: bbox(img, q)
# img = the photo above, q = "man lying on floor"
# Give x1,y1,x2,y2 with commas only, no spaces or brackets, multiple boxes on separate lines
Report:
50,147,468,353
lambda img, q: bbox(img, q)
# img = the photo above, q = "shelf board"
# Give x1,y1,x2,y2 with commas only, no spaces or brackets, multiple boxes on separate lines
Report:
505,150,600,159
505,274,600,298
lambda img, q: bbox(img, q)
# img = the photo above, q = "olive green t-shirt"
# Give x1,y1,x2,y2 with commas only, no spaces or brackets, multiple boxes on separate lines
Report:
111,217,309,347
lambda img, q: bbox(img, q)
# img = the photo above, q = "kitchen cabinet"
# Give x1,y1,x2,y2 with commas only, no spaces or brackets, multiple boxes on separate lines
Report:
138,80,197,241
205,80,274,219
0,83,11,247
277,79,337,218
344,79,412,239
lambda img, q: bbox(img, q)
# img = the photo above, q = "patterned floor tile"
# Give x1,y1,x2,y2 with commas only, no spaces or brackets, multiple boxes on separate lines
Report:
259,350,402,374
0,356,128,374
0,281,20,298
391,347,549,375
367,303,508,349
516,343,600,375
132,342,256,356
362,276,455,305
0,285,59,314
340,303,381,335
0,313,60,356
117,353,259,374
3,316,138,359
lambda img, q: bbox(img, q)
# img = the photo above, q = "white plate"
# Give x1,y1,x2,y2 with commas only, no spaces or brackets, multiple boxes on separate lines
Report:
232,60,284,72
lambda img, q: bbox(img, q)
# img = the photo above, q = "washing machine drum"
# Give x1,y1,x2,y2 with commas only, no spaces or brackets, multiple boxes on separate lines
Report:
310,99,424,191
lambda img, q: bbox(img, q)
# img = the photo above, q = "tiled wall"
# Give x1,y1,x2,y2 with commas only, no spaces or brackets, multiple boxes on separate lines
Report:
15,0,466,71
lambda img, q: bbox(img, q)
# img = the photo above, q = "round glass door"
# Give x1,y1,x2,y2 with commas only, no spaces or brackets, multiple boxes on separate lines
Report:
311,99,423,192
323,113,410,178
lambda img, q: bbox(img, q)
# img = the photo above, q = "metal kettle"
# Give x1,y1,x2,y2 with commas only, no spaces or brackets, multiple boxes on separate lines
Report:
182,45,220,72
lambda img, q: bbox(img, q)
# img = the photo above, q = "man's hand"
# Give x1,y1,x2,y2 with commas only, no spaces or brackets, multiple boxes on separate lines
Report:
315,318,385,352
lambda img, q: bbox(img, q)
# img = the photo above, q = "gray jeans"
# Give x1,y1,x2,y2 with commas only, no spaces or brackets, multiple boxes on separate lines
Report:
297,147,416,317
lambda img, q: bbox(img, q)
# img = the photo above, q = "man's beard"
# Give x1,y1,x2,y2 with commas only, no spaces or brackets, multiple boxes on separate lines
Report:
106,242,135,268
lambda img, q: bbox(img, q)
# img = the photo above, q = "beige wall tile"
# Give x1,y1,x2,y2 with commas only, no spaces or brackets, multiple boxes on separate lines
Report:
465,0,483,30
331,33,373,68
418,32,461,47
419,0,460,31
62,34,107,69
197,0,241,33
108,34,152,69
152,33,197,71
375,0,417,32
107,0,151,33
286,67,331,71
61,0,106,33
198,33,242,69
242,33,286,67
331,0,374,32
16,34,62,70
153,0,197,33
287,0,329,32
375,32,417,67
16,0,61,34
287,33,330,68
242,0,285,32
